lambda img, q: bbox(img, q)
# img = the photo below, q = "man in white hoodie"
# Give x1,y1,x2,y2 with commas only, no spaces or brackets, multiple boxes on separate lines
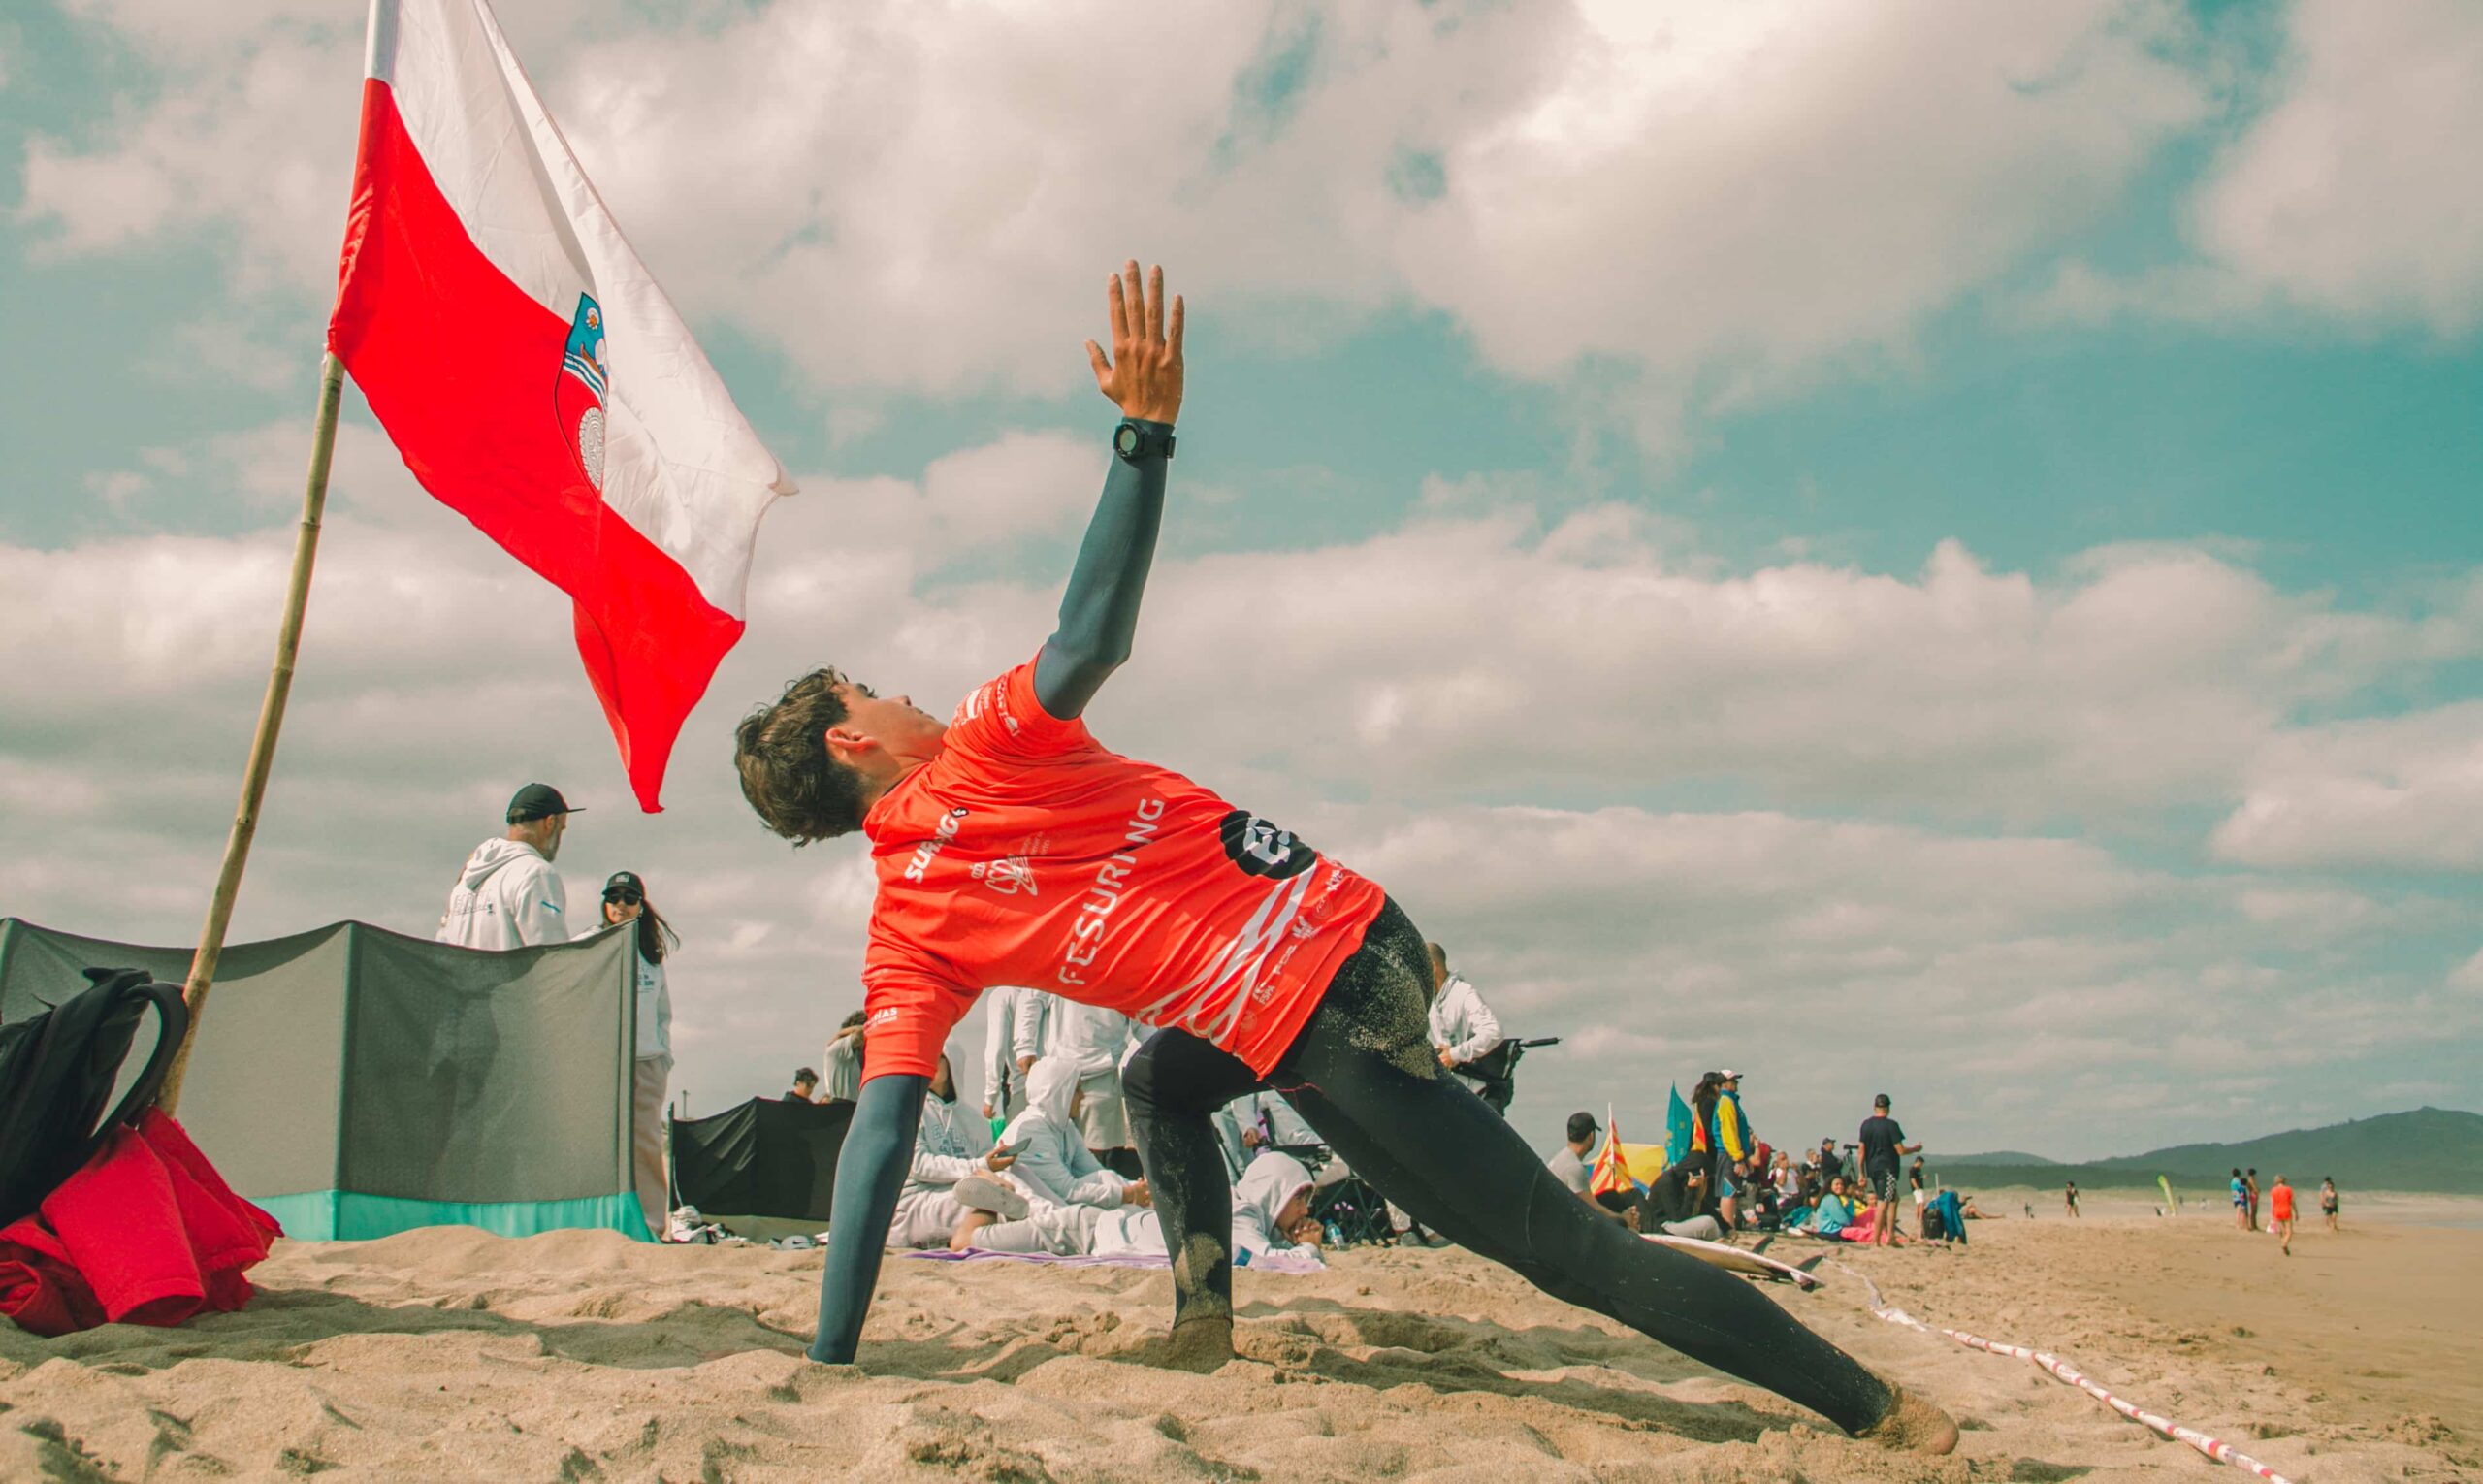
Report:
1034,994,1144,1175
1425,941,1505,1105
437,783,578,949
992,1056,1149,1214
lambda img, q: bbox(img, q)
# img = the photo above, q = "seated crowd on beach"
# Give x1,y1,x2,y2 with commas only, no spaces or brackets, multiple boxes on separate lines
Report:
778,940,1515,1257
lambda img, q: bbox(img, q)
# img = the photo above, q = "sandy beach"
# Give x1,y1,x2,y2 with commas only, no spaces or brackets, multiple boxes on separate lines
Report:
3,1199,2474,1482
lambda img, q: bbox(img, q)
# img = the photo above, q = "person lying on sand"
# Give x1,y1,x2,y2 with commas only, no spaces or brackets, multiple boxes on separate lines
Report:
730,261,1956,1455
954,1150,1322,1264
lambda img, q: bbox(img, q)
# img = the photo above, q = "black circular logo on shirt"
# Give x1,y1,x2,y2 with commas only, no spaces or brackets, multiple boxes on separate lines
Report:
1217,809,1319,880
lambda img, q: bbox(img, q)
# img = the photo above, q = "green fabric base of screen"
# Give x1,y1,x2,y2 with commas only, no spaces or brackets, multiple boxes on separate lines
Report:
253,1190,654,1242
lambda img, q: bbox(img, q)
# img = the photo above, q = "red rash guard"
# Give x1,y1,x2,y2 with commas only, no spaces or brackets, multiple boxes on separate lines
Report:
857,655,1386,1083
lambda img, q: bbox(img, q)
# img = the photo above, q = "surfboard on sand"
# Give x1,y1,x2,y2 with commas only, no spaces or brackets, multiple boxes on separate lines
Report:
1642,1233,1822,1288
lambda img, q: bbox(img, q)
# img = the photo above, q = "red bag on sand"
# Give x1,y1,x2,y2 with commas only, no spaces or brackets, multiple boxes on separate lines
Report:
0,1110,280,1338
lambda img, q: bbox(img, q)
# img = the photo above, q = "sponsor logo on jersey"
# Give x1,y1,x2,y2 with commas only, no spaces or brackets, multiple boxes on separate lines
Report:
1057,796,1166,985
971,850,1041,896
1216,809,1319,880
902,806,969,882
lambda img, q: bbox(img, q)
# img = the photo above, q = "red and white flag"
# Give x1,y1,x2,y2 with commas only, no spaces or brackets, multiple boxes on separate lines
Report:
330,0,794,811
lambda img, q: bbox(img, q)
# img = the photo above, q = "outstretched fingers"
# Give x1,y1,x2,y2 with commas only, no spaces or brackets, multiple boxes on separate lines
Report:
1090,259,1184,424
1107,271,1132,353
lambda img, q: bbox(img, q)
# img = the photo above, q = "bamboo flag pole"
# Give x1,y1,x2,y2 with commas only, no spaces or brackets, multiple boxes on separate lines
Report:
158,352,347,1115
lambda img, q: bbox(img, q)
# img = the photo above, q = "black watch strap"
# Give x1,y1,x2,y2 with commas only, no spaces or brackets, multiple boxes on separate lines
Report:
1113,420,1176,462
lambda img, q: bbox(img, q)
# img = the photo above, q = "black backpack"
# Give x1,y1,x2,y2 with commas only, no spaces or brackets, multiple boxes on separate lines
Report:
0,967,190,1227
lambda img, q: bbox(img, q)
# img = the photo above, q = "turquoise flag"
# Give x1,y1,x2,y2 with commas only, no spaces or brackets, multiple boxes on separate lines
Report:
1665,1083,1693,1166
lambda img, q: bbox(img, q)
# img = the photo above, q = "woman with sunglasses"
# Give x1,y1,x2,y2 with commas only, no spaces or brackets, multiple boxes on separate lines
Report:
588,870,677,1238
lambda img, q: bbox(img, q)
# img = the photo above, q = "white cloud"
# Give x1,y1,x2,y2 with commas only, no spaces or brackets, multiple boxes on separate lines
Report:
6,429,2481,1152
2212,703,2483,872
20,1,2210,441
1097,517,2479,823
2189,0,2483,336
1390,2,2204,407
2027,0,2483,338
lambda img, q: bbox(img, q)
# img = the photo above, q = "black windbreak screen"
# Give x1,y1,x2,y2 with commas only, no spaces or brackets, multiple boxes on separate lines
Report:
669,1096,852,1223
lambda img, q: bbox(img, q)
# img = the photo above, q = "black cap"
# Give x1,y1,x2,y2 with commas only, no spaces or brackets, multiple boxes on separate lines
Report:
1565,1111,1600,1144
506,783,580,823
1873,1092,1892,1110
602,871,644,899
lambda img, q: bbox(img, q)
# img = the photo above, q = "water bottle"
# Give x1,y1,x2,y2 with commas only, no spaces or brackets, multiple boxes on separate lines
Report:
1323,1219,1344,1248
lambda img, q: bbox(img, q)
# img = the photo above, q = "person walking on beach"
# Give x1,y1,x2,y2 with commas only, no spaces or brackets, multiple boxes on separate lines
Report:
436,783,578,948
2269,1175,2296,1255
1909,1154,1928,1237
2064,1179,2080,1218
731,262,1954,1453
2231,1168,2249,1230
2320,1176,2340,1232
579,870,676,1237
2245,1168,2262,1231
1858,1094,1919,1248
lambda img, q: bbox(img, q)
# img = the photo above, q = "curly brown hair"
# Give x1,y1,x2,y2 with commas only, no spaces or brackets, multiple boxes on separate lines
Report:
734,667,869,843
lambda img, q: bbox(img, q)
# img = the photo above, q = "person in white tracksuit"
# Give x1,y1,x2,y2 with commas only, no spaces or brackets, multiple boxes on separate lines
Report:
993,1057,1147,1214
965,1150,1324,1264
1035,994,1144,1169
887,1055,1024,1248
435,782,579,949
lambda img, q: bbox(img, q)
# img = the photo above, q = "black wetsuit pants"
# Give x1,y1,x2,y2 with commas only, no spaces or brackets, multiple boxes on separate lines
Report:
1121,896,1895,1436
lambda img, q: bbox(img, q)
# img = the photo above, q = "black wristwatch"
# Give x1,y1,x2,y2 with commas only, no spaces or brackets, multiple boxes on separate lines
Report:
1113,420,1176,462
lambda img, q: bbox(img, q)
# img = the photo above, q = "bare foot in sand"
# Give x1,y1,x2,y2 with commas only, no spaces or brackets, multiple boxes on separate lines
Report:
1861,1387,1959,1455
1159,1315,1235,1373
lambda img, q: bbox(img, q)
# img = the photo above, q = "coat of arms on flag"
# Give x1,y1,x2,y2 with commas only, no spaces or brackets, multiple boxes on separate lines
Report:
558,293,607,492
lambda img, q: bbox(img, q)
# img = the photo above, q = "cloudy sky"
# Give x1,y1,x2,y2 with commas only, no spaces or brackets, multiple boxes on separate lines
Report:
4,0,2480,1162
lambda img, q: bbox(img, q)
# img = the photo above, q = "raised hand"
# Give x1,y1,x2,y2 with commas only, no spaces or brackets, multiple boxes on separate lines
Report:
1085,260,1184,425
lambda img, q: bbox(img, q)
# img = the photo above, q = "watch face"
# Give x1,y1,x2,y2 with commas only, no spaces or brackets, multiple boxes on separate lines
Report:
1115,426,1139,455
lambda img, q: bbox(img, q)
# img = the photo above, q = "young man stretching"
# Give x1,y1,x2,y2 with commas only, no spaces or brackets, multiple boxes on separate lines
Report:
731,261,1954,1454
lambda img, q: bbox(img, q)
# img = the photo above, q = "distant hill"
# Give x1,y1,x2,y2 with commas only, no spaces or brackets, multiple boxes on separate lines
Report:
1927,1108,2483,1196
1940,1150,2059,1167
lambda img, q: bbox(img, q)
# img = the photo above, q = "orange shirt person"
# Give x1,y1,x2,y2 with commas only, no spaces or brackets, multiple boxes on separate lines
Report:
731,261,1954,1455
